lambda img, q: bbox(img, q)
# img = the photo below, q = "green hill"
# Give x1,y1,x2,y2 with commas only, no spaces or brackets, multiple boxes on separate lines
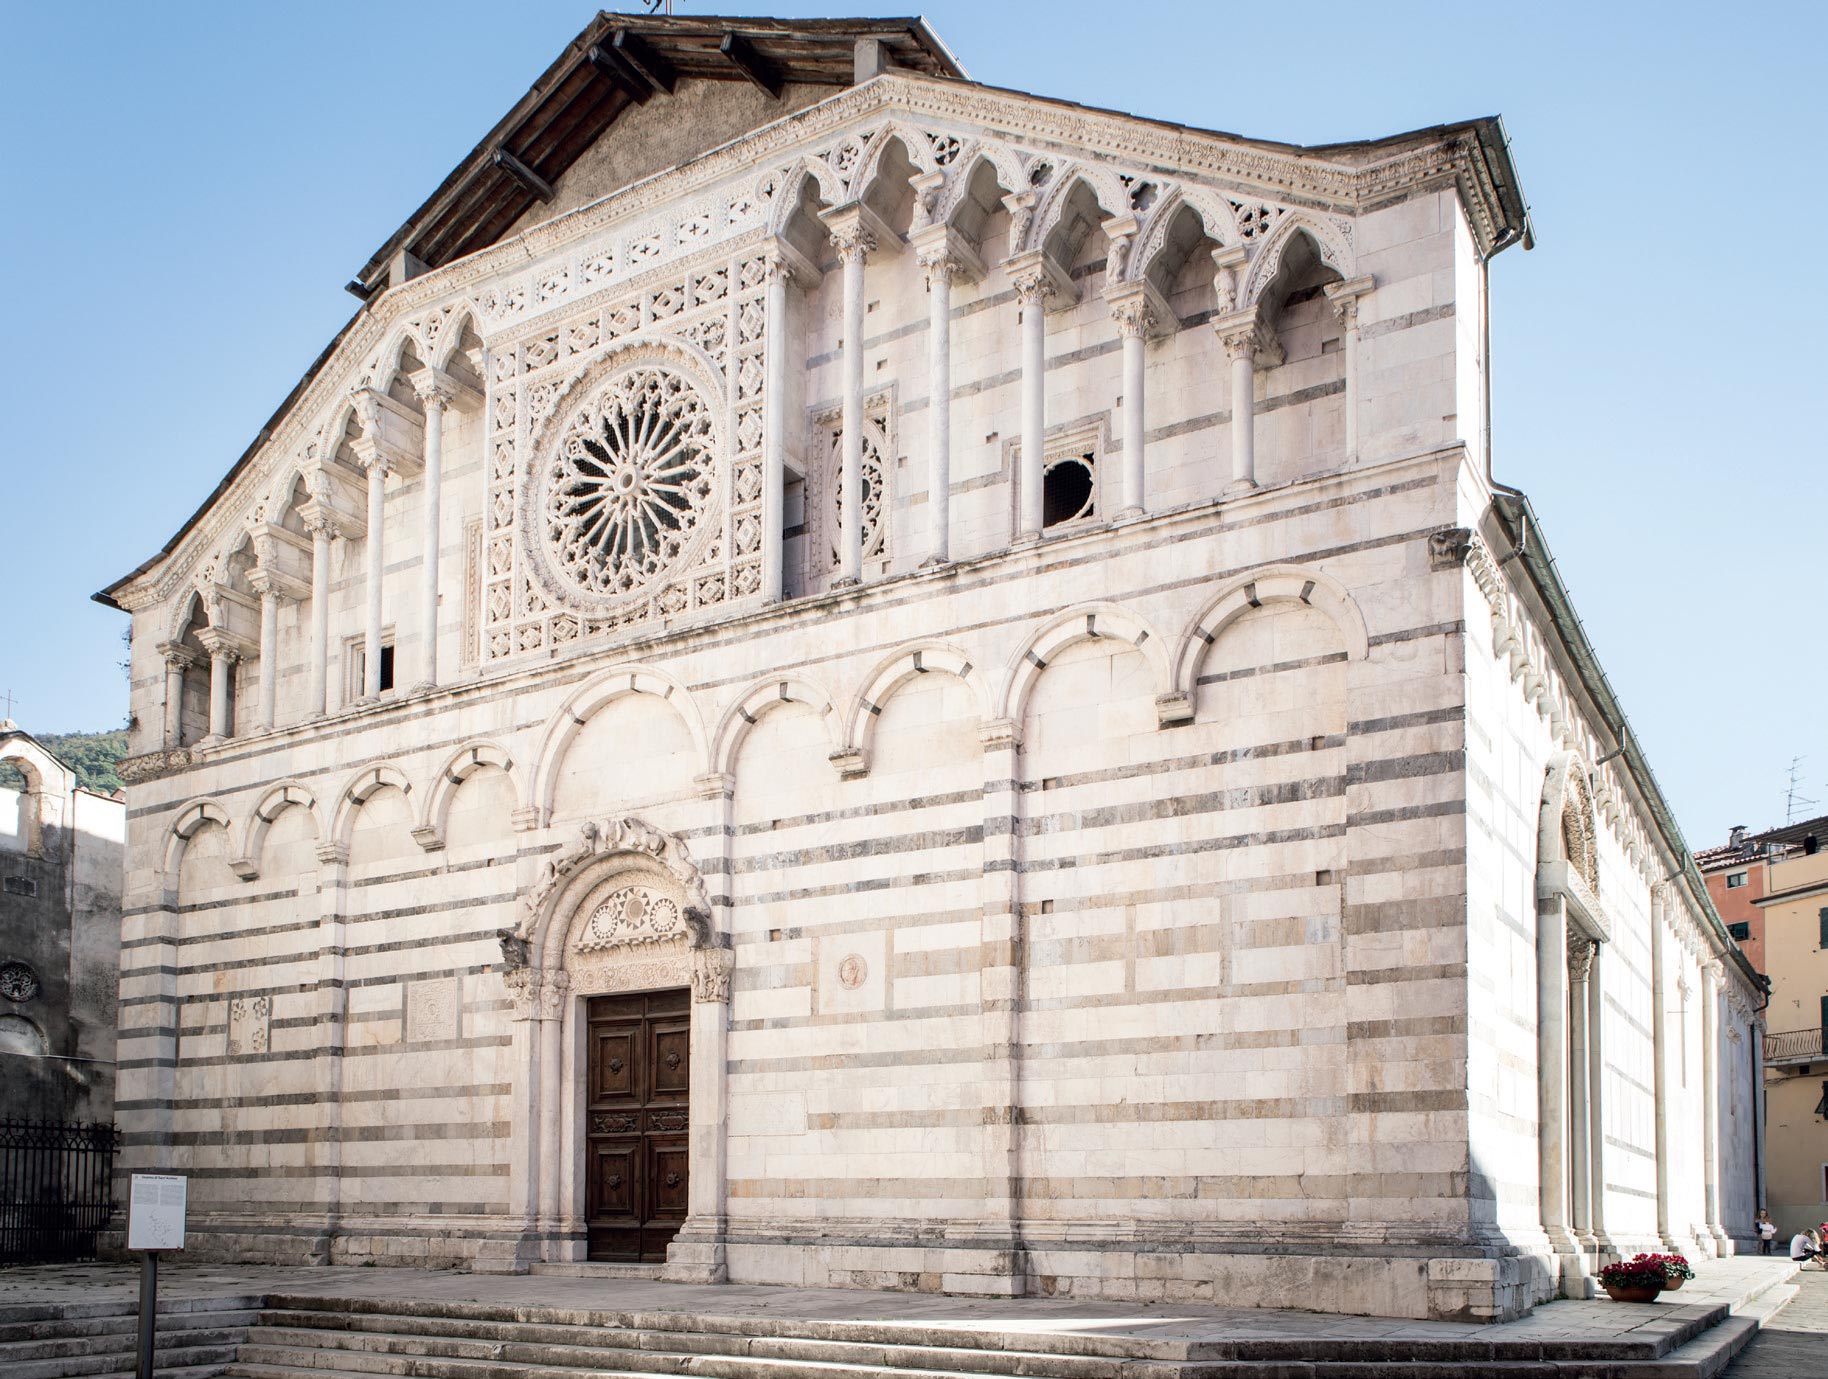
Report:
0,728,130,795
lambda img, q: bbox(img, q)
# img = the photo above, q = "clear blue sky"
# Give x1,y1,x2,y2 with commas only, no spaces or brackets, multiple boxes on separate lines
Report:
1,2,1820,846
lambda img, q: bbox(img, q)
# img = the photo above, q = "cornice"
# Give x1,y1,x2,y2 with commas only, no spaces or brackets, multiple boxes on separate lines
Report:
118,71,1508,613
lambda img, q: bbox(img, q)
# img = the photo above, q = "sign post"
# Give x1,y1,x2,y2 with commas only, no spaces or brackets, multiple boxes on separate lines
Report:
126,1174,187,1379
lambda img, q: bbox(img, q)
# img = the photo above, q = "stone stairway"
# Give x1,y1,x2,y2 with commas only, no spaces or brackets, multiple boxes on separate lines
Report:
213,1289,1766,1379
0,1293,260,1379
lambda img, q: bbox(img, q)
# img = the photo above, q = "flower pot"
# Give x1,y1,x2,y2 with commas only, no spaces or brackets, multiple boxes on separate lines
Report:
1602,1282,1664,1304
1663,1273,1686,1291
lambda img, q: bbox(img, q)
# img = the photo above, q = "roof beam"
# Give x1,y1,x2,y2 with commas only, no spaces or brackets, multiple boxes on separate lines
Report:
720,31,782,99
585,44,651,104
491,148,555,204
611,29,676,94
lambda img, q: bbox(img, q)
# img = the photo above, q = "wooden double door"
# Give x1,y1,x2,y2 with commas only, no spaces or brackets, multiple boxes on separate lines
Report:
585,989,690,1262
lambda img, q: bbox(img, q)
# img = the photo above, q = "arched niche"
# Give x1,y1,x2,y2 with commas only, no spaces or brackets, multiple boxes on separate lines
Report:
1540,752,1606,940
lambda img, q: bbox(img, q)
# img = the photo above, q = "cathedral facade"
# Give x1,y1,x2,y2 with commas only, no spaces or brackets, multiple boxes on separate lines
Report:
100,14,1760,1322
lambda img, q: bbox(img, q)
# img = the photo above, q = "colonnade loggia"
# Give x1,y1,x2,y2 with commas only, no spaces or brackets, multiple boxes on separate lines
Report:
159,207,1378,748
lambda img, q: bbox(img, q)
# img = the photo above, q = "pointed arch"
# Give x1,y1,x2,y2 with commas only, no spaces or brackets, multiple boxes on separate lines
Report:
429,306,482,373
843,642,991,761
999,602,1172,727
1129,186,1242,288
1241,214,1354,309
161,798,233,887
850,120,939,201
414,741,517,852
1026,164,1128,257
525,664,710,826
710,675,841,780
765,157,846,237
231,781,322,880
328,762,415,854
1171,565,1369,699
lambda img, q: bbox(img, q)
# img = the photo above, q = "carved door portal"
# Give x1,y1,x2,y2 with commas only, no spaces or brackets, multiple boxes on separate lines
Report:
585,988,690,1261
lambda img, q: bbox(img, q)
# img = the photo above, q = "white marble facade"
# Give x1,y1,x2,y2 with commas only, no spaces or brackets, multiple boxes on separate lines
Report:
103,33,1760,1322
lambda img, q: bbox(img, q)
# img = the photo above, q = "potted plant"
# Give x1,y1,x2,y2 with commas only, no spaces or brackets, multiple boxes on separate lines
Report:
1598,1254,1668,1304
1657,1253,1695,1291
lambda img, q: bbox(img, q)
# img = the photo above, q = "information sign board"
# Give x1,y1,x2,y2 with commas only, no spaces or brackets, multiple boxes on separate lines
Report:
126,1173,187,1251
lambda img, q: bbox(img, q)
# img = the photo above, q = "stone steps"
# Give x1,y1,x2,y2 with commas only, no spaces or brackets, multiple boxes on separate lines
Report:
0,1299,258,1379
210,1287,1774,1379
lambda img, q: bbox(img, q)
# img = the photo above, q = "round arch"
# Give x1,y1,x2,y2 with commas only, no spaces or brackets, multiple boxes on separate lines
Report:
231,781,321,881
328,763,415,854
842,642,991,760
999,602,1173,727
1171,565,1370,700
161,798,234,890
414,741,516,852
524,664,710,826
710,675,841,780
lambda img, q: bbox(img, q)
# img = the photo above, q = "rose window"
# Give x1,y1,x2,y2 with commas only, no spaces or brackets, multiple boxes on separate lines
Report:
544,366,716,597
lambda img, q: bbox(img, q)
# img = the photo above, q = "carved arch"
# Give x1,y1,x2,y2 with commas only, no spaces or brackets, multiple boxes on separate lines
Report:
413,741,516,852
999,602,1173,727
328,763,415,853
1171,565,1370,700
850,119,940,202
764,157,847,236
843,642,991,762
1128,186,1243,286
525,664,710,826
1241,213,1354,309
230,781,321,881
1025,163,1128,256
161,798,233,888
711,675,841,780
1541,752,1600,895
429,306,481,372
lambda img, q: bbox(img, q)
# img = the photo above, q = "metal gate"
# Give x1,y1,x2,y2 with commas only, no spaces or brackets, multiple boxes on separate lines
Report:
0,1119,119,1263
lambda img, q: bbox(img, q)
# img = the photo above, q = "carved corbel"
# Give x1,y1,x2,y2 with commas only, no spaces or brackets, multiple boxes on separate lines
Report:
1154,690,1194,728
695,771,735,801
1210,244,1248,314
979,717,1021,753
1101,212,1140,284
1323,274,1376,326
828,746,869,780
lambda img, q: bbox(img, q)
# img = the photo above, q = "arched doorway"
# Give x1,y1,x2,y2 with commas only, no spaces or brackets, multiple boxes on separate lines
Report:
502,817,733,1276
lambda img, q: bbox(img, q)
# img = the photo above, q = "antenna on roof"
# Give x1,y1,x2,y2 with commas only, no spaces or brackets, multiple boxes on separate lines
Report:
642,0,674,14
1785,756,1817,824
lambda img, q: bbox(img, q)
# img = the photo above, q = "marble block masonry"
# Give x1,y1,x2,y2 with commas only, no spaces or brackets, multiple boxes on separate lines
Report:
95,12,1760,1323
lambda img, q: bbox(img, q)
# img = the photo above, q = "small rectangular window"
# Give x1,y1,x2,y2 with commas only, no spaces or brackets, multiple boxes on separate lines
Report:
378,644,395,693
1726,871,1747,889
1728,921,1751,942
1820,906,1828,951
2,876,36,897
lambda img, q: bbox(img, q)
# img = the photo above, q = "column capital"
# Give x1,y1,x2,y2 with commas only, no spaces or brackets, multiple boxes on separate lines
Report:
299,500,356,540
1004,249,1075,309
1213,307,1282,366
1324,273,1376,325
909,223,985,285
1568,934,1597,982
194,627,245,664
247,566,305,604
349,386,422,476
156,641,197,671
407,367,468,415
1106,281,1173,341
821,201,897,262
756,237,821,288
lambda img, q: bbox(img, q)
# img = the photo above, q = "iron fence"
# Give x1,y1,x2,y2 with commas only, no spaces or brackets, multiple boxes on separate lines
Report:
0,1119,118,1264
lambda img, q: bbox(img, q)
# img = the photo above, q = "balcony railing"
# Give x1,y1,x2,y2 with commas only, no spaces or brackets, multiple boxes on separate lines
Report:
1764,1028,1826,1064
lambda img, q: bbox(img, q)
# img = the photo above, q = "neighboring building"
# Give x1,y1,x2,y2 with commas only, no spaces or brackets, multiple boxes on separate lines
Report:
1701,819,1827,1235
1698,816,1826,973
94,12,1761,1323
0,724,126,1124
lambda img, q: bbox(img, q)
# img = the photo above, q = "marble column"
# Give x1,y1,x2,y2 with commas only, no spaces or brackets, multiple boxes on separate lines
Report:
1650,885,1677,1247
828,218,875,586
360,456,389,697
760,253,793,603
536,971,568,1238
1324,276,1375,465
1537,894,1576,1253
1012,267,1054,541
254,585,282,732
1108,291,1158,519
1568,935,1596,1250
1701,957,1728,1250
413,384,453,690
977,716,1024,1288
158,643,194,750
305,513,334,718
1217,316,1263,495
922,253,959,564
1586,942,1610,1252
